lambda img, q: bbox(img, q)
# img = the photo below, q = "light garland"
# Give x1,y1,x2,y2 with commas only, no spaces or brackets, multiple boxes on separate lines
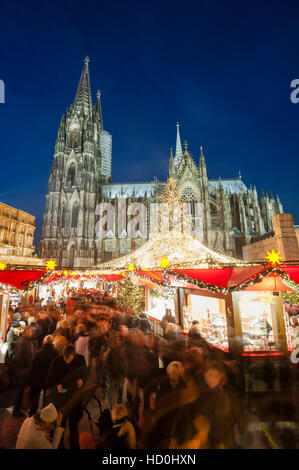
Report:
165,266,296,294
134,270,165,287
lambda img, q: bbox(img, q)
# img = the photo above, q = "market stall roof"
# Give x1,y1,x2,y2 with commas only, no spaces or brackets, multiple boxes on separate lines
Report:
131,266,298,292
97,231,245,271
0,270,47,291
1,262,299,295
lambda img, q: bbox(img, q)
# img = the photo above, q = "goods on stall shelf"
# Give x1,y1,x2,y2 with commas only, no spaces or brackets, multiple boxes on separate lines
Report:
198,311,229,351
188,295,229,351
9,294,20,308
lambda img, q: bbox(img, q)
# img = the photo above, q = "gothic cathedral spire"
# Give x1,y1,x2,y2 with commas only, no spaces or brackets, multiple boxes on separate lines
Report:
73,56,92,115
94,90,103,131
40,57,112,268
174,121,183,168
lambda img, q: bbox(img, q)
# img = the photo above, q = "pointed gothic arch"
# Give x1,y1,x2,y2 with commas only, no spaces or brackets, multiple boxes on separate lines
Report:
67,244,76,267
71,203,79,228
61,204,67,227
67,162,76,186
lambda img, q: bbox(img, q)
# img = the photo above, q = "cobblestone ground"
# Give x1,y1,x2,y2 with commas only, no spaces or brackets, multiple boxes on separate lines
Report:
2,390,299,449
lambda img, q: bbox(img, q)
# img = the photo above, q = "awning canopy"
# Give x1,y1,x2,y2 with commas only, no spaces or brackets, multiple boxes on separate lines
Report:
0,265,298,294
0,270,47,290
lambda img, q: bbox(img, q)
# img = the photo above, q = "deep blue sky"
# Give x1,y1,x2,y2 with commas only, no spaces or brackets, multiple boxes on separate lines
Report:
0,0,299,248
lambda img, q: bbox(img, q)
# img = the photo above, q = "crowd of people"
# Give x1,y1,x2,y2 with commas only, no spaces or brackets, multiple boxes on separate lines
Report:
0,289,296,449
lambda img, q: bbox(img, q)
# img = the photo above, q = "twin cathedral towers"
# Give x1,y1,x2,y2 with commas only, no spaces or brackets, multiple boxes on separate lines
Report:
40,57,283,267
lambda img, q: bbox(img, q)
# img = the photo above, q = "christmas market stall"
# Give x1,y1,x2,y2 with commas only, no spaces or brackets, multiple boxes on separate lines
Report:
96,232,299,356
0,267,47,338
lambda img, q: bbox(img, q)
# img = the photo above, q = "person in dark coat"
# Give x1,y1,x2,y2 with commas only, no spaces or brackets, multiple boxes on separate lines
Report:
6,321,25,361
139,313,151,334
37,314,55,348
27,316,41,351
45,344,88,449
28,335,59,416
5,311,21,341
161,309,176,336
12,326,35,416
191,360,235,449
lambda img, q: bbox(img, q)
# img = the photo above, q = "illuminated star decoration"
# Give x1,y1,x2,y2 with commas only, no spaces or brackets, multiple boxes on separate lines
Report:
160,257,170,268
46,259,57,271
127,264,135,271
0,262,6,270
265,249,284,265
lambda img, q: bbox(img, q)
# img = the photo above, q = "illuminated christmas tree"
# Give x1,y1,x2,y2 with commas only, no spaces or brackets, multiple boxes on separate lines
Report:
115,275,144,315
158,177,190,233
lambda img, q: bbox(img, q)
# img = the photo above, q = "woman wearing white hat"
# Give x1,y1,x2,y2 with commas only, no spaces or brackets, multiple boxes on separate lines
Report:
15,403,64,449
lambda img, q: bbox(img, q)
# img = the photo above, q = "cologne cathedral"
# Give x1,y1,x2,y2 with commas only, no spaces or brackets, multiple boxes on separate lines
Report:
40,58,283,267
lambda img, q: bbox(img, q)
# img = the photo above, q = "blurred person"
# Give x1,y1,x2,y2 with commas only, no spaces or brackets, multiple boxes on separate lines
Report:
74,324,90,366
4,309,18,341
157,361,186,396
54,320,72,342
6,320,26,361
193,360,236,448
79,431,96,449
139,313,151,334
27,316,40,351
111,404,136,449
11,326,35,416
164,322,182,340
123,328,154,426
52,333,69,356
15,402,64,449
45,344,88,449
119,324,129,339
187,325,212,351
37,313,55,347
146,361,186,448
22,311,32,324
140,367,201,449
160,335,187,369
88,322,109,360
102,332,128,408
161,309,176,327
184,347,208,381
28,335,59,416
284,300,299,317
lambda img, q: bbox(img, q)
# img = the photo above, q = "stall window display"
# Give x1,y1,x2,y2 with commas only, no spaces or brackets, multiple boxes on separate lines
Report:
233,292,280,352
82,281,98,289
188,294,229,351
148,288,175,322
9,294,20,309
283,301,299,352
0,293,9,339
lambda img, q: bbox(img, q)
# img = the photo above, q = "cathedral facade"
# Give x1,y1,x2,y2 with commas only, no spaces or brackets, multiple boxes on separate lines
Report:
40,58,283,267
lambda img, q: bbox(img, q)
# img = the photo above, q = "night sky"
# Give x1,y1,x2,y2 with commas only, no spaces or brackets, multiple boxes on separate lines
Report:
0,0,299,248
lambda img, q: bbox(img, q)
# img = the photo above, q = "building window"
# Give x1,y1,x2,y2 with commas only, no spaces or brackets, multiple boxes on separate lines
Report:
71,203,79,228
181,186,198,202
61,205,67,227
67,163,76,186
